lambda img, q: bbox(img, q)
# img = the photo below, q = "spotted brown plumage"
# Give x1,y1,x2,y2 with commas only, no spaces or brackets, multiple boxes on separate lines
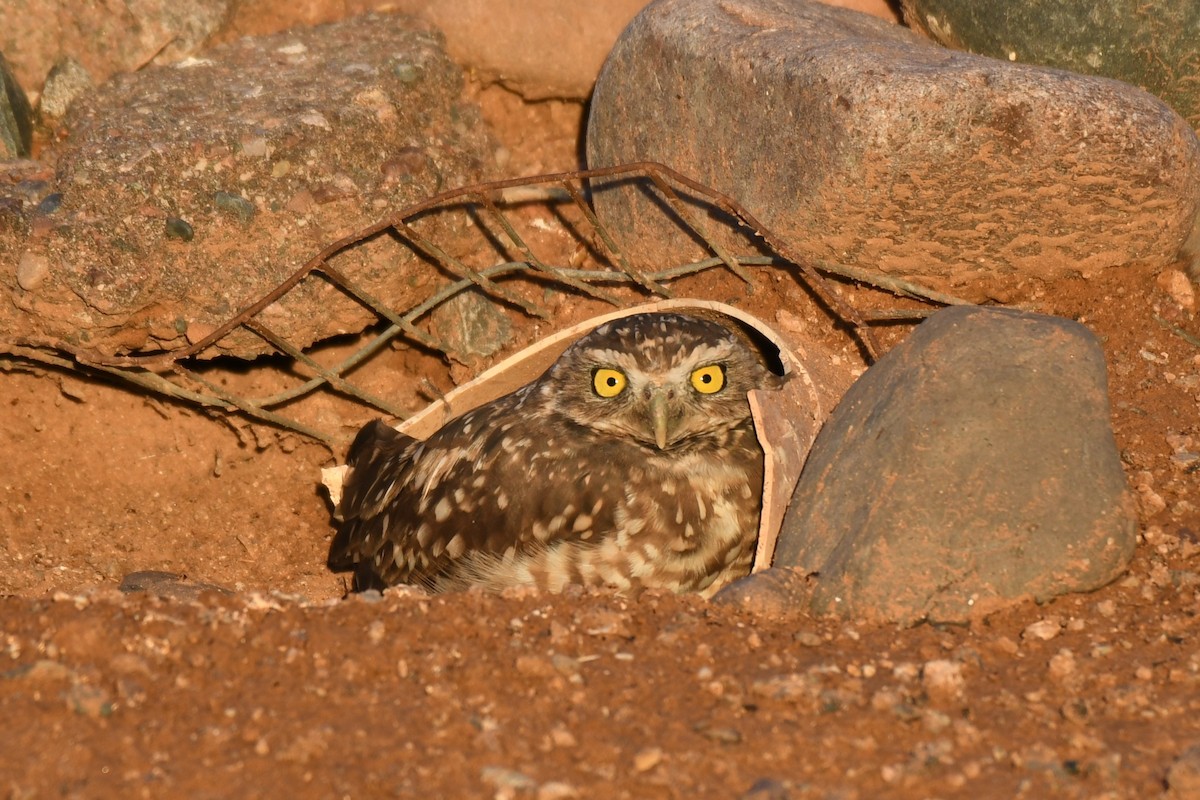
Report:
328,312,782,597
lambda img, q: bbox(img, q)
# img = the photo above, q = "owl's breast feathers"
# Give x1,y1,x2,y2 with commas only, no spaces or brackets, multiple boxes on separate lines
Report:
329,393,764,596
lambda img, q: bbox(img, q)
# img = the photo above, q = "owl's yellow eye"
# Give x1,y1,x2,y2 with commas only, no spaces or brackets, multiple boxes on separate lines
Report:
592,368,627,398
690,364,725,394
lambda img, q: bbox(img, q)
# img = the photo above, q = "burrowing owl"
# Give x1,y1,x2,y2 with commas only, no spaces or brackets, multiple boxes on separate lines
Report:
328,312,781,597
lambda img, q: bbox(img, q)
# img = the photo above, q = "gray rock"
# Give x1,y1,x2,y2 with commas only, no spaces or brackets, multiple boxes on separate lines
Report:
587,0,1200,301
901,0,1200,130
774,305,1136,624
118,570,233,600
38,57,93,121
431,289,513,362
710,565,813,619
0,51,32,158
0,15,492,358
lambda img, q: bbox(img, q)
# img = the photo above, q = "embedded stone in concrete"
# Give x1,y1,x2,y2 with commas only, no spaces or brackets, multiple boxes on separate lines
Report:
587,0,1200,301
772,305,1137,624
38,57,93,121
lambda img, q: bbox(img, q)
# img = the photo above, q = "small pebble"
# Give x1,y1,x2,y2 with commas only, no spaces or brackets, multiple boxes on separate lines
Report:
741,777,792,800
1022,618,1062,642
921,709,952,733
633,746,663,772
793,631,823,647
536,782,579,800
1157,268,1196,311
39,57,93,120
481,766,536,793
578,608,632,638
548,726,577,749
299,110,331,129
1060,698,1090,724
165,217,194,241
1134,471,1168,516
695,724,742,744
239,136,270,158
36,193,62,214
214,191,257,221
921,659,965,701
16,251,49,291
1047,649,1076,682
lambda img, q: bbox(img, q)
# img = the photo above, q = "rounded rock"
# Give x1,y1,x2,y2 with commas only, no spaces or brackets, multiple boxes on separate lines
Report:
16,251,49,291
775,306,1137,624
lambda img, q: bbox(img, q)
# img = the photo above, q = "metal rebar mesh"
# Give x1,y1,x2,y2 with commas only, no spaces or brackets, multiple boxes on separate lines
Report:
3,162,965,446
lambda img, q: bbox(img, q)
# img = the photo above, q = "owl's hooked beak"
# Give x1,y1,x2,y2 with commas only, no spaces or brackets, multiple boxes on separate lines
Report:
650,389,670,450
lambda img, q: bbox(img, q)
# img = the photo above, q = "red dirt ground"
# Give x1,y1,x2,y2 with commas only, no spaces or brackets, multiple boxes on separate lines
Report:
3,77,1200,800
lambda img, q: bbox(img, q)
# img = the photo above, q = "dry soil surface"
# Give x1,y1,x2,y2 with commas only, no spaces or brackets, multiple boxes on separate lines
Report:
3,80,1200,800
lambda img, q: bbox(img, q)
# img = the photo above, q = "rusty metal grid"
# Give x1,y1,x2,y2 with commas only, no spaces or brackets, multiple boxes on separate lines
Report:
3,163,966,446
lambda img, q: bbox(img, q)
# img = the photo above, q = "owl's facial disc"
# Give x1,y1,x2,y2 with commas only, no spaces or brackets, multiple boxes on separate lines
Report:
589,366,686,449
584,364,733,451
545,312,772,451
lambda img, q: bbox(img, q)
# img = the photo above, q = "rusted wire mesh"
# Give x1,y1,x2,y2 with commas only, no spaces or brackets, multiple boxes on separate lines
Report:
4,163,965,446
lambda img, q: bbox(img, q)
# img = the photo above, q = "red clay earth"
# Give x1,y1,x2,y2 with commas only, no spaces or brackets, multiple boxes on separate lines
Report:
3,80,1200,799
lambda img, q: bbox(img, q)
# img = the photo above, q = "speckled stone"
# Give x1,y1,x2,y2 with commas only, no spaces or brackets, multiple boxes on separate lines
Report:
38,57,93,121
587,0,1200,301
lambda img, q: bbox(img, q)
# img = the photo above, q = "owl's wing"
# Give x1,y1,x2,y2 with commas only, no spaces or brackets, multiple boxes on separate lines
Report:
329,395,632,591
327,420,422,584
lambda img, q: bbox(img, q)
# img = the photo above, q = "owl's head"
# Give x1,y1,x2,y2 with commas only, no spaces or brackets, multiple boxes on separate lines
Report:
539,313,781,451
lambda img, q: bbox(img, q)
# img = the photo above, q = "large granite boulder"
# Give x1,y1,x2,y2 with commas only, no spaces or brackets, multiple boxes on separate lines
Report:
587,0,1200,302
